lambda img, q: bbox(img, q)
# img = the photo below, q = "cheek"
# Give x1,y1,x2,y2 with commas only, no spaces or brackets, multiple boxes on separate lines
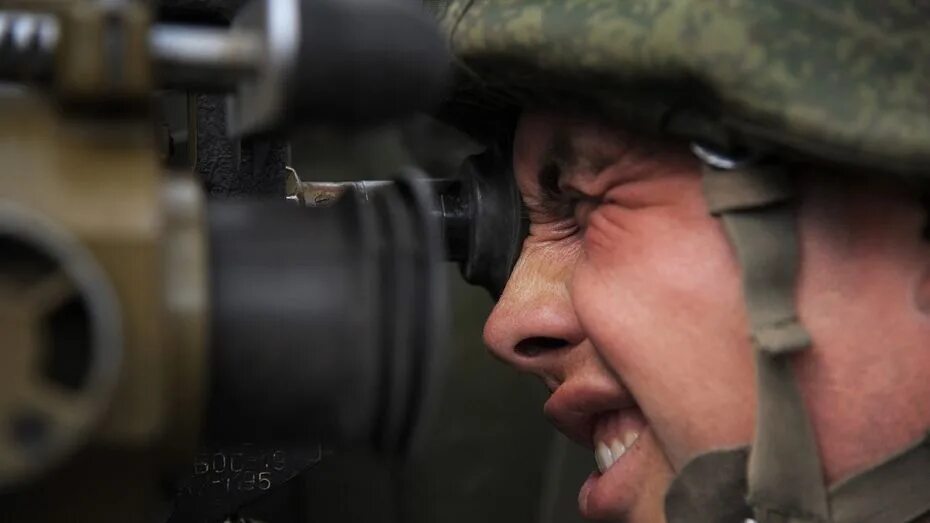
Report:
572,205,757,467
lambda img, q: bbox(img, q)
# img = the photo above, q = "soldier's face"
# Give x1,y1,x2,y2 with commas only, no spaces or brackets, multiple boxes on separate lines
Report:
483,112,757,522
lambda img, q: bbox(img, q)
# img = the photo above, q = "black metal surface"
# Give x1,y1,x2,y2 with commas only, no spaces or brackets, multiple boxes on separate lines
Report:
196,94,288,197
205,197,377,446
284,0,449,127
175,174,445,521
170,444,324,523
158,0,245,24
205,174,445,450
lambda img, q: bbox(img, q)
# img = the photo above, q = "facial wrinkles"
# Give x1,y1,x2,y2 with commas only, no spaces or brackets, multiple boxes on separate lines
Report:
541,136,753,470
583,173,698,258
509,113,709,521
516,113,637,201
545,125,634,192
517,115,716,362
511,237,581,301
573,236,719,469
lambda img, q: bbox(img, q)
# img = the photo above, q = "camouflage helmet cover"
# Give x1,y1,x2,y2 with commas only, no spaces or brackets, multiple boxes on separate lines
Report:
428,0,930,176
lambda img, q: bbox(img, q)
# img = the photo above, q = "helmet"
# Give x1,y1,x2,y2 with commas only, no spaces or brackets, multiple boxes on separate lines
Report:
427,1,930,522
429,0,930,175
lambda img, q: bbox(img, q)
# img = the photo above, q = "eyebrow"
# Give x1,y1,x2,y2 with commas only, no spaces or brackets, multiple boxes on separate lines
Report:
537,128,620,196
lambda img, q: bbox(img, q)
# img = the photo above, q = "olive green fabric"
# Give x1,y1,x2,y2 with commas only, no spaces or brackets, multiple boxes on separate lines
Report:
663,447,752,523
828,432,930,523
748,348,828,523
428,0,930,175
701,164,828,522
702,165,794,216
664,429,930,523
701,165,812,356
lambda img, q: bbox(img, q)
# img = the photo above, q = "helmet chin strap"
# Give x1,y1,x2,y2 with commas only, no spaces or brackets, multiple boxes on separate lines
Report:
664,146,930,523
700,151,829,523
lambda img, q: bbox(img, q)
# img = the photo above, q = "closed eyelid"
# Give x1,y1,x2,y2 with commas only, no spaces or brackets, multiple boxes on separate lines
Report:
563,187,601,205
535,161,606,202
560,173,611,202
528,125,646,202
554,154,630,199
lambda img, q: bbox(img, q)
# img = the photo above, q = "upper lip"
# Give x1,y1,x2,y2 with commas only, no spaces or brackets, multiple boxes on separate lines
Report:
543,378,638,450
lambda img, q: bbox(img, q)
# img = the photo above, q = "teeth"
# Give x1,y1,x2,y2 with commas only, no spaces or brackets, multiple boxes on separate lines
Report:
610,440,626,461
595,442,612,473
593,431,640,474
623,430,639,448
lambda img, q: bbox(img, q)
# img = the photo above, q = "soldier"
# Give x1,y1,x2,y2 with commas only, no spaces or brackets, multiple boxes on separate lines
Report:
430,2,930,522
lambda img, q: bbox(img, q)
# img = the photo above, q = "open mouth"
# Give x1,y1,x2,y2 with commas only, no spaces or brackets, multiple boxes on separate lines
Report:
542,378,656,519
549,402,653,520
578,408,652,519
592,408,645,474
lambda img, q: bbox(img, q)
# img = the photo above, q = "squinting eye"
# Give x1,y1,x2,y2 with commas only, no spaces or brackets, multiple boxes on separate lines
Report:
572,198,600,229
532,193,574,222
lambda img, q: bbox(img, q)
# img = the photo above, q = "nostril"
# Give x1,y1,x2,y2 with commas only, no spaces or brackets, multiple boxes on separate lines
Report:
514,336,570,358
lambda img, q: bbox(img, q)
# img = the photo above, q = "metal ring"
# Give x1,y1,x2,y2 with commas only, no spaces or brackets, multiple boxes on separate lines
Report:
690,142,759,170
0,201,122,488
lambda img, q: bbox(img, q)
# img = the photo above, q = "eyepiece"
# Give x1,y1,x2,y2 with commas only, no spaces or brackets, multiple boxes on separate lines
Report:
205,173,446,455
284,147,528,298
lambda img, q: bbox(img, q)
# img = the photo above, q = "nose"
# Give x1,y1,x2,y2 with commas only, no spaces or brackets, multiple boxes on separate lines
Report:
483,242,584,379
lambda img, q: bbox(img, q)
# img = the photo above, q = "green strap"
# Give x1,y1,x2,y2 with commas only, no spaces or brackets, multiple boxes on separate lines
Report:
829,432,930,523
702,164,830,523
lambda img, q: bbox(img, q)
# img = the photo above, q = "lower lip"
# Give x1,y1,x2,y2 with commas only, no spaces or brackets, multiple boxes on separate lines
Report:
578,471,600,511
